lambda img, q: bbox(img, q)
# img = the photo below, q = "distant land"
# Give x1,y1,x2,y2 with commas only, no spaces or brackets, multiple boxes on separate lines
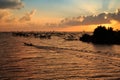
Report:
80,26,120,44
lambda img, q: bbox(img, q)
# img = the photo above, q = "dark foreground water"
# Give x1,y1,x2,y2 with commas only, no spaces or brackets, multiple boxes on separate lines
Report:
0,32,120,80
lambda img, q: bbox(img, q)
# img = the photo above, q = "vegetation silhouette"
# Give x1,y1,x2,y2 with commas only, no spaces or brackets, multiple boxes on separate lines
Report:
80,25,120,44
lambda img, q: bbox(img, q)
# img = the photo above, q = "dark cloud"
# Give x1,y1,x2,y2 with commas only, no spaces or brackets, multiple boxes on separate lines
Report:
58,9,120,27
0,0,24,9
81,13,110,25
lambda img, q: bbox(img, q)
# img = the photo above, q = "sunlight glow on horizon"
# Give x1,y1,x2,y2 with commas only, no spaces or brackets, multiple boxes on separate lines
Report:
0,0,120,32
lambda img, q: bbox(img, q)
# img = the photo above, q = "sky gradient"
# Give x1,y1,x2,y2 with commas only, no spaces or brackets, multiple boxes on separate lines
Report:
0,0,120,31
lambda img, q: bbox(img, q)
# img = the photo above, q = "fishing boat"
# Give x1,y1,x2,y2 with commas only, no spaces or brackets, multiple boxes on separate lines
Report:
24,42,33,46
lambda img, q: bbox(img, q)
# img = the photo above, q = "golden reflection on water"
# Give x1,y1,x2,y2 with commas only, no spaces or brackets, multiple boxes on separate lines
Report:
0,33,120,80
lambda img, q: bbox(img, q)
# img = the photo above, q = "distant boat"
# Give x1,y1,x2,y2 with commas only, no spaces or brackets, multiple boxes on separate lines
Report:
64,34,78,41
24,42,33,46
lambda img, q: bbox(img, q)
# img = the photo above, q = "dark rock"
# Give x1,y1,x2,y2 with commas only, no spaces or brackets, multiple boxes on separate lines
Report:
80,25,120,44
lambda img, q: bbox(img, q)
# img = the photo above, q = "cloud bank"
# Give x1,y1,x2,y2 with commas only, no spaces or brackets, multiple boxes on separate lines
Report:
58,9,120,27
0,9,36,23
0,0,24,9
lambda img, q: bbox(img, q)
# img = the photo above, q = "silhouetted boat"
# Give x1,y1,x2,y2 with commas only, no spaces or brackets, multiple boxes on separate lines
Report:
24,42,33,46
64,35,78,41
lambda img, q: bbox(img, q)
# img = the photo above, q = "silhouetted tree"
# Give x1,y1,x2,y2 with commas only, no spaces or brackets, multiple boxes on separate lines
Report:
80,25,120,44
80,34,92,42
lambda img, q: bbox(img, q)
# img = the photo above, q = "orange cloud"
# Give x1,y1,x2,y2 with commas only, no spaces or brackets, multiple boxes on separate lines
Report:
0,10,11,21
19,9,36,22
0,9,36,23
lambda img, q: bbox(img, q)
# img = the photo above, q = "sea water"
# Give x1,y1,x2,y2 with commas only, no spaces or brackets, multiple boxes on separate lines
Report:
0,32,120,80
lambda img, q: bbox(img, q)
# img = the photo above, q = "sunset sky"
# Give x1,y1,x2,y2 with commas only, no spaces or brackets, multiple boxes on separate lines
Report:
0,0,120,32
